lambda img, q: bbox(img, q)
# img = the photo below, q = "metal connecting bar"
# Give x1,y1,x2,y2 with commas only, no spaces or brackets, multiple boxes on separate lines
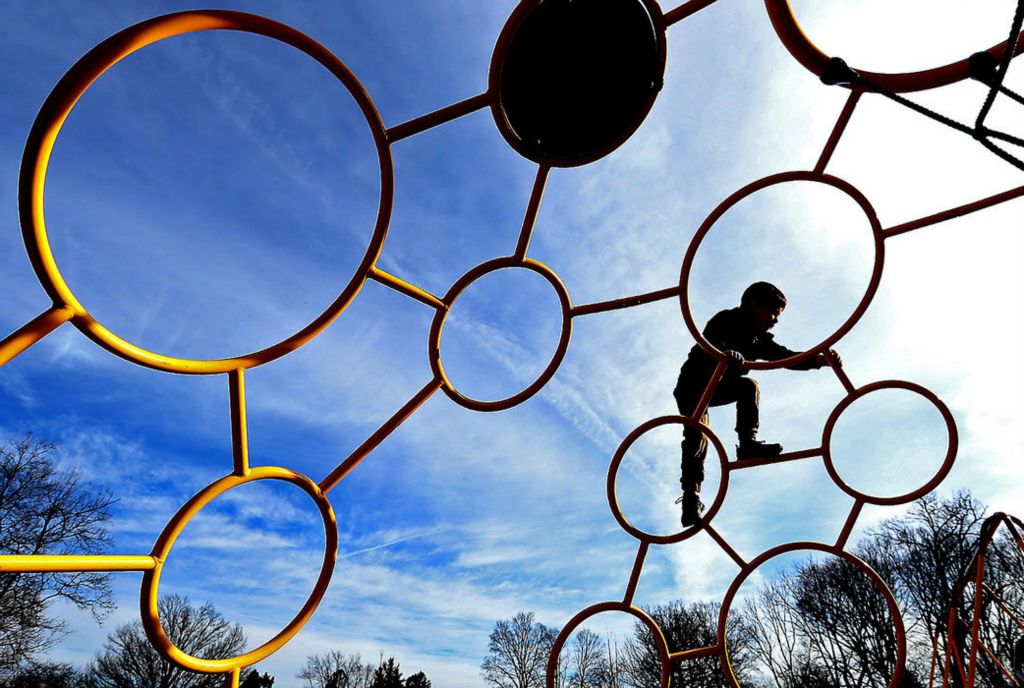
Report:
883,183,1024,238
664,0,720,26
703,523,746,568
692,359,727,419
319,378,442,494
968,552,987,686
622,541,649,606
570,285,681,317
827,351,855,393
369,266,446,310
229,369,250,477
0,305,75,367
982,582,1024,632
731,446,822,471
815,89,862,173
834,499,864,551
668,644,719,662
224,668,240,688
0,554,158,572
976,637,1021,685
386,91,491,143
514,164,550,260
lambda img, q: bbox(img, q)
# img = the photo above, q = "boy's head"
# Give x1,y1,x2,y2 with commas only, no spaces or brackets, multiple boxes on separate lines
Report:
740,281,787,332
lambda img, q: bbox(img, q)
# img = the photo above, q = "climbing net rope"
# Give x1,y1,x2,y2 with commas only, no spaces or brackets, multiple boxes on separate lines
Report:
0,2,1021,686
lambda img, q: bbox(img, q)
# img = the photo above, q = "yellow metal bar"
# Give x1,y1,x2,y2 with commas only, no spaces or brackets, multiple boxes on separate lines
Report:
229,369,250,476
368,266,446,310
320,378,441,494
225,668,240,688
0,554,158,572
514,164,549,260
0,305,74,367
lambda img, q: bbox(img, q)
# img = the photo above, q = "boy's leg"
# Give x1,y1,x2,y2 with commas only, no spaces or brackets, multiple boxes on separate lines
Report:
675,388,708,527
716,376,782,458
680,410,709,493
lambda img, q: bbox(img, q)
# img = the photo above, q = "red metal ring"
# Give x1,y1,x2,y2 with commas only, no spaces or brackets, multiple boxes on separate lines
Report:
679,171,884,371
546,601,671,688
428,257,572,412
764,0,1024,93
821,379,958,506
717,541,907,687
607,415,729,545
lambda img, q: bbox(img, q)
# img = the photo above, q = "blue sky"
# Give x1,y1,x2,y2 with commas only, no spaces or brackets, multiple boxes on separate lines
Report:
2,1,1023,686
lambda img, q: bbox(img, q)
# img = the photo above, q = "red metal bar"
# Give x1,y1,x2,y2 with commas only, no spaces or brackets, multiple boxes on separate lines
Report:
815,89,862,174
703,523,746,568
669,644,720,662
975,638,1021,686
622,541,649,606
386,91,491,143
570,285,682,317
982,582,1024,632
514,164,550,260
834,499,864,551
320,378,441,493
730,446,822,471
228,369,250,477
692,359,727,419
663,0,720,26
967,552,987,686
827,351,855,393
884,184,1024,238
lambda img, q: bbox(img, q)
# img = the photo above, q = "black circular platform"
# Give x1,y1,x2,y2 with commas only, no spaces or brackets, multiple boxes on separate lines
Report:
491,0,666,167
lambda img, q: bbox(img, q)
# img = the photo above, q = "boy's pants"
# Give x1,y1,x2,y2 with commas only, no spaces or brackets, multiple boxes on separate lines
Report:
674,375,760,493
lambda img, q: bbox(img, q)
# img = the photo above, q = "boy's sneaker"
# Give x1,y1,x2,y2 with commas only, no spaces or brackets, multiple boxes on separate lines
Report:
675,492,704,528
736,439,783,460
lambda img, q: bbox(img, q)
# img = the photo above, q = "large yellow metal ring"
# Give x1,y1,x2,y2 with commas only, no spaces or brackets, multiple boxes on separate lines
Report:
19,10,394,374
140,465,338,674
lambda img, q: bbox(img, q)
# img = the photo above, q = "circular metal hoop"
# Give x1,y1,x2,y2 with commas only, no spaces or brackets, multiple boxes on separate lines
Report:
18,10,394,374
717,542,907,688
678,171,885,371
607,415,729,545
546,602,671,688
822,379,958,506
140,465,338,674
764,0,1024,93
428,257,572,412
488,0,667,167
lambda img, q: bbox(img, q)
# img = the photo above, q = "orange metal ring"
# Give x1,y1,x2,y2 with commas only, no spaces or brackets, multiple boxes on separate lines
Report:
764,0,1024,93
821,379,958,506
679,171,885,371
546,601,672,688
606,415,729,545
140,465,338,674
716,541,907,688
428,257,572,412
488,0,668,168
18,10,394,374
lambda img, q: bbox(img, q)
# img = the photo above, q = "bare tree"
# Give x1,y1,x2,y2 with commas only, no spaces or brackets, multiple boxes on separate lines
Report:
0,436,116,676
86,594,246,688
297,651,375,688
622,600,757,687
564,628,607,688
481,611,557,688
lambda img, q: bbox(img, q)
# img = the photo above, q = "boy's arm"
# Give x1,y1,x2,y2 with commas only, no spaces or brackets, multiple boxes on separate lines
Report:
757,335,833,370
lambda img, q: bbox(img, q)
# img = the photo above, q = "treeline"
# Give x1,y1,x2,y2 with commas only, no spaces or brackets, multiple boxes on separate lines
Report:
0,437,431,688
481,492,1024,688
1,592,432,688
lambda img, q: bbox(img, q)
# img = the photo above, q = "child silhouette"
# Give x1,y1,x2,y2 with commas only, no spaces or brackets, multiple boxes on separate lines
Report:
673,282,838,527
